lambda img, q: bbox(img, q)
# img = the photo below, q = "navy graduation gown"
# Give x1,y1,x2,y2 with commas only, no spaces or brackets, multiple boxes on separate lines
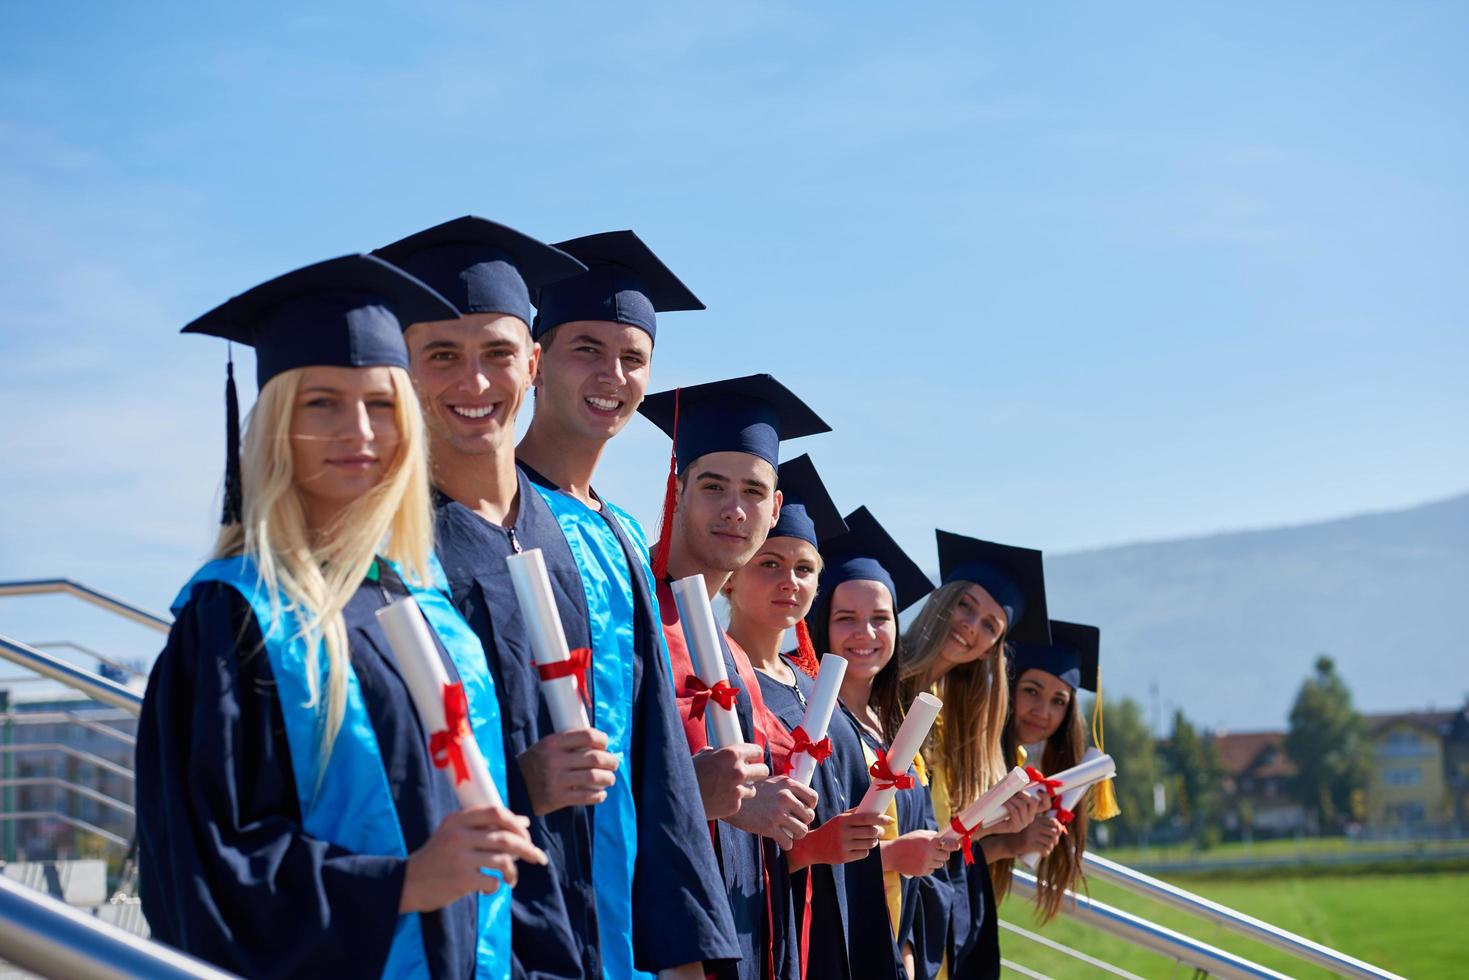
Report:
136,577,477,980
754,657,902,980
433,477,598,979
520,465,738,972
660,589,800,980
943,852,1001,980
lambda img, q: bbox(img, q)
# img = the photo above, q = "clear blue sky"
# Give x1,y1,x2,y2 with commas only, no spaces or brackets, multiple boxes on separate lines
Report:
2,2,1466,676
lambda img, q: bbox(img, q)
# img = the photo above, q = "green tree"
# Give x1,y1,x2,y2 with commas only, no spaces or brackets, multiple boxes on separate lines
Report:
1285,655,1370,833
1090,696,1159,845
1161,709,1224,848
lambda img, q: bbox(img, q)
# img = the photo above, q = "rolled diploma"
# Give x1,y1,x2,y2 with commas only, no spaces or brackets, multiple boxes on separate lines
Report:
376,597,502,808
505,548,591,731
670,574,744,748
790,653,848,786
1018,749,1115,868
938,765,1030,847
854,691,943,815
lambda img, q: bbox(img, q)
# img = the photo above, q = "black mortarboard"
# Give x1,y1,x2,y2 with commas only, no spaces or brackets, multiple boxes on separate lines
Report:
373,215,586,327
181,253,456,524
818,507,935,614
1010,620,1100,692
638,373,830,474
936,530,1051,645
182,253,457,387
769,454,846,547
532,230,703,342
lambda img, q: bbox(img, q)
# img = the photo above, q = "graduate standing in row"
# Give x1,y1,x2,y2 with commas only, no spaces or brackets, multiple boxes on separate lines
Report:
639,375,829,980
721,456,896,980
517,229,749,976
900,534,1052,979
995,621,1113,922
807,507,950,980
375,219,736,978
137,255,546,979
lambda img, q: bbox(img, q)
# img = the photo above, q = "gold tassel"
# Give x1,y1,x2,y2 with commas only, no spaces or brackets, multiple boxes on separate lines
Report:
1089,676,1121,821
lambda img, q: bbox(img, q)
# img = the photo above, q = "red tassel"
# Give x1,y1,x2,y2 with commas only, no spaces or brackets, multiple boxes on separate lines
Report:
650,387,681,580
790,620,820,678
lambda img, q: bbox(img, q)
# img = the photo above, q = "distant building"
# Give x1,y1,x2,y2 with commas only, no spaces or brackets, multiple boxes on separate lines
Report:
1213,730,1306,838
1363,709,1462,831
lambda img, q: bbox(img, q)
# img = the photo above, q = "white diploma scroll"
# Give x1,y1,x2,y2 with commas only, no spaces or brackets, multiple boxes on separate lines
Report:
854,691,943,815
1018,748,1116,868
938,765,1030,847
376,597,502,808
789,653,848,787
670,574,745,748
505,548,592,732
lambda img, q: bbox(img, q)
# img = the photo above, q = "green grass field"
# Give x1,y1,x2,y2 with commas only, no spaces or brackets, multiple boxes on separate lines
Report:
1096,836,1469,866
998,870,1468,978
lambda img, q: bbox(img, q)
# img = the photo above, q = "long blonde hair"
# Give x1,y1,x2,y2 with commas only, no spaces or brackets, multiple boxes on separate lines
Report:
211,365,434,770
899,580,1011,812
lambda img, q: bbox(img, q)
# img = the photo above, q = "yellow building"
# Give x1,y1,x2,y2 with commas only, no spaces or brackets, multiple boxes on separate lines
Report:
1364,711,1455,829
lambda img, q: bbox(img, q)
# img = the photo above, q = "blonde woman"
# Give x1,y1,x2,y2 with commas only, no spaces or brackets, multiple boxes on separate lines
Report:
899,532,1050,980
136,255,545,980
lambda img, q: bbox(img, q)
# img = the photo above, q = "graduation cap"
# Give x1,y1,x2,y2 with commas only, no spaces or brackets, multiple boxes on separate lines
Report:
182,253,457,524
936,530,1051,646
532,230,703,342
640,373,830,578
1010,620,1100,692
373,215,587,327
769,454,847,547
818,506,935,615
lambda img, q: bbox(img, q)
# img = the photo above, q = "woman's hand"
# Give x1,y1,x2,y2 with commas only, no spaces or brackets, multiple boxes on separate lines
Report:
879,829,955,877
399,805,547,913
1016,813,1064,858
787,809,892,870
977,790,1047,839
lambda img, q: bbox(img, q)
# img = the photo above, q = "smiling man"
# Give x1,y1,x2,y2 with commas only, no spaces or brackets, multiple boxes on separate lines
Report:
638,374,832,980
376,217,734,980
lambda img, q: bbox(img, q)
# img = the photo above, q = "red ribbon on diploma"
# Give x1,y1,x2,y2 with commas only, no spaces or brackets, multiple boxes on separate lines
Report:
790,725,832,765
684,675,739,720
1056,806,1076,826
1025,766,1064,804
536,647,592,706
869,748,914,791
429,682,472,785
950,815,979,865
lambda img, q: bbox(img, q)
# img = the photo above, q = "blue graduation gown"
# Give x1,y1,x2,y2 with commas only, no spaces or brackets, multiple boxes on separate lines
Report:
136,576,478,979
440,467,736,976
754,657,902,980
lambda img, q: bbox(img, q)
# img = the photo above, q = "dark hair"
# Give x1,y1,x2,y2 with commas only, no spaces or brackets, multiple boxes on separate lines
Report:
808,580,905,743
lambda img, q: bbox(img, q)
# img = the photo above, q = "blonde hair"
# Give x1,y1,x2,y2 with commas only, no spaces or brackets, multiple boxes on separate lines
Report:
899,580,1011,812
212,365,434,772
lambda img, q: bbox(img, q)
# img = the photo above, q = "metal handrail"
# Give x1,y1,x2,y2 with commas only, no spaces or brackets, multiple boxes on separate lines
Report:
2,710,139,747
3,710,138,746
998,959,1050,979
32,642,148,680
0,873,237,979
0,636,142,715
0,579,172,634
1083,852,1406,979
0,811,129,849
0,777,135,817
0,743,135,780
998,918,1145,979
1009,870,1289,979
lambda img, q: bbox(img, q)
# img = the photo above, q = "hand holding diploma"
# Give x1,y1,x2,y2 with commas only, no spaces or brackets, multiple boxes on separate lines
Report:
506,549,591,731
376,597,547,908
1019,748,1116,868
